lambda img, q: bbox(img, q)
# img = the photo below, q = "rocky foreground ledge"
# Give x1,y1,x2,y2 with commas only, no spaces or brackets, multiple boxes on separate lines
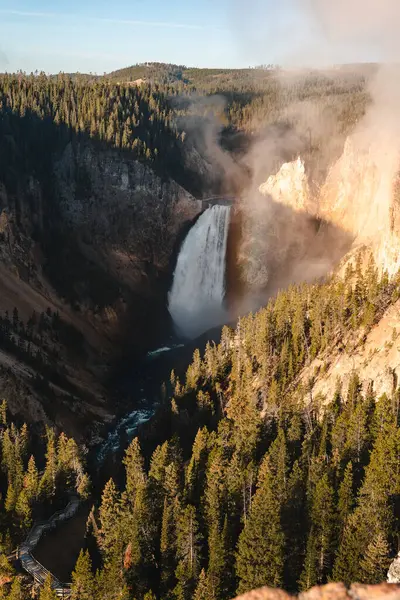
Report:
234,583,400,600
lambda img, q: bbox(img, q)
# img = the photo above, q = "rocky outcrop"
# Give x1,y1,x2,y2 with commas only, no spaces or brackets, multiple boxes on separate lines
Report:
258,137,400,277
55,143,201,272
233,583,400,600
259,158,311,214
388,553,400,584
319,137,400,276
300,297,400,401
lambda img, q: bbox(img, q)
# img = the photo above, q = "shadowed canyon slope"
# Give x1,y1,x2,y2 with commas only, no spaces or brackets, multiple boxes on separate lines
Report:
0,113,205,436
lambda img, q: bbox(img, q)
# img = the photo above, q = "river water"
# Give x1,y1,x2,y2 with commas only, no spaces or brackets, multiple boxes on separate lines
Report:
33,202,231,580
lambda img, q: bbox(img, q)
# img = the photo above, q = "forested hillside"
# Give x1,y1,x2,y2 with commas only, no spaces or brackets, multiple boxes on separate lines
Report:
67,251,399,600
0,402,89,598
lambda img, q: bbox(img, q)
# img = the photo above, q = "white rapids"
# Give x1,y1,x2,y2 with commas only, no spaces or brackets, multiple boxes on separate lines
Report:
168,205,231,338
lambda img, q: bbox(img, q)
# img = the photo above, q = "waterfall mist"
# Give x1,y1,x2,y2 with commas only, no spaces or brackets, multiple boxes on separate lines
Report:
168,205,231,338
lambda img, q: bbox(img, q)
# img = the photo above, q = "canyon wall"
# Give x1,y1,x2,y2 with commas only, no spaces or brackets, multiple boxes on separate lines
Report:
0,139,202,435
259,137,400,276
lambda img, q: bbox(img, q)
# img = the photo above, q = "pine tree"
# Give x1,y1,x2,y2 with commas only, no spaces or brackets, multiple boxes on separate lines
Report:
96,551,130,600
70,550,95,600
77,472,91,500
15,489,32,529
236,456,284,594
39,427,58,499
225,359,261,458
359,532,390,584
283,460,306,590
207,517,229,599
174,505,202,600
268,428,288,503
39,574,58,600
5,483,17,513
160,495,178,595
24,455,39,504
0,399,7,426
332,511,367,584
204,444,226,530
19,424,29,459
149,441,170,489
7,577,25,600
123,437,146,500
337,462,354,541
299,473,335,590
193,569,216,600
185,428,210,503
98,479,120,555
345,402,369,463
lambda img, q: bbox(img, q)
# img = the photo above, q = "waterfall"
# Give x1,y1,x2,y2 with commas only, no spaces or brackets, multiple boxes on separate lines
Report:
169,205,231,338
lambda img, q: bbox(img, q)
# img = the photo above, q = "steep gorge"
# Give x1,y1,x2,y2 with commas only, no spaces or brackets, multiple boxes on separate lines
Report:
0,134,204,437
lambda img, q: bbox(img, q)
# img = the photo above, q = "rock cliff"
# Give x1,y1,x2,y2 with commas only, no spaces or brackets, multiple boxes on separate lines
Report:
0,138,202,436
256,139,400,405
258,137,400,276
233,583,400,600
388,553,400,584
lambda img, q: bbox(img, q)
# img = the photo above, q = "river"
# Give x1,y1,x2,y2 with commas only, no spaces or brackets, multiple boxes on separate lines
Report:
32,330,222,580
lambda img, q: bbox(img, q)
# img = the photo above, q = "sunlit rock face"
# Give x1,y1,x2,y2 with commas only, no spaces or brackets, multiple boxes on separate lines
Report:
258,136,400,277
232,583,400,600
388,552,400,584
259,157,311,214
319,136,400,275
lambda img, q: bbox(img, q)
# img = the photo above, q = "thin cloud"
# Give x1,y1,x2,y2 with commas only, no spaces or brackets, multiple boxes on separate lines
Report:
0,8,205,30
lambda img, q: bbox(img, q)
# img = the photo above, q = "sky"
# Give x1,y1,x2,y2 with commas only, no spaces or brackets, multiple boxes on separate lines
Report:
0,0,387,74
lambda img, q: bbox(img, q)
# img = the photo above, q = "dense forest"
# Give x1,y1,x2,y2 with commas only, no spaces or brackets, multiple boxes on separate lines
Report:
3,251,398,599
0,65,369,178
0,403,89,599
64,252,399,600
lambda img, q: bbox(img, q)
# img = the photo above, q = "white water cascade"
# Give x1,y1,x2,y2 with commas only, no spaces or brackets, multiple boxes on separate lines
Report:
168,205,231,338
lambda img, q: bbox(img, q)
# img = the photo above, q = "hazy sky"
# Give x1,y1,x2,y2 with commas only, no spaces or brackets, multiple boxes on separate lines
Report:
0,0,387,73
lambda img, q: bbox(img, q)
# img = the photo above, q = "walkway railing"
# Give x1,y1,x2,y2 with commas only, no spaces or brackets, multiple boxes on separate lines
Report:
18,496,80,598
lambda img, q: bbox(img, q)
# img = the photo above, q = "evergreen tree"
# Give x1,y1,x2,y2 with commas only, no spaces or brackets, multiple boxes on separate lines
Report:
24,455,39,504
15,489,32,529
268,428,288,503
207,516,230,599
337,462,354,541
39,574,58,600
39,427,58,499
185,428,210,503
160,495,179,595
70,550,95,600
359,532,390,584
193,569,216,600
123,437,146,500
98,478,121,555
283,460,306,590
96,551,129,600
174,505,202,600
332,511,367,584
236,456,284,594
7,578,25,600
299,474,335,590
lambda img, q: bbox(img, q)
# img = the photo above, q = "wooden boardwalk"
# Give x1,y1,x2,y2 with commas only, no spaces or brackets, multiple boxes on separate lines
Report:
18,496,80,598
